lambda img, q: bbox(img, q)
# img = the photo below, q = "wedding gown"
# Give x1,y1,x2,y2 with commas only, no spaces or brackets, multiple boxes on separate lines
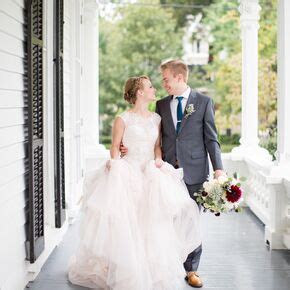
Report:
68,111,201,290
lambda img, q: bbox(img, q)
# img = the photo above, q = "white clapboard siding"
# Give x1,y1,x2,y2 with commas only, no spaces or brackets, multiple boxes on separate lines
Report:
0,70,25,90
0,159,26,198
0,50,25,74
0,31,25,57
0,108,25,128
0,174,26,205
0,0,87,289
0,11,25,40
0,1,25,24
12,0,25,9
0,143,26,168
0,126,26,148
0,191,26,288
0,187,26,229
0,1,30,290
0,90,25,107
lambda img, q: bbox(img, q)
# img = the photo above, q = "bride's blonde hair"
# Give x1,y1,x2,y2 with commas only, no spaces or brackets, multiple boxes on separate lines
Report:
123,76,149,104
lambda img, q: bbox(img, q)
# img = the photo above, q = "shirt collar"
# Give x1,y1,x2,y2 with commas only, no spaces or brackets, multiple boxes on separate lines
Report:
173,86,191,100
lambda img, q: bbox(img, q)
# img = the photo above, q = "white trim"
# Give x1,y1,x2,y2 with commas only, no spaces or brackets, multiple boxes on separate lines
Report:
276,0,290,167
43,0,56,228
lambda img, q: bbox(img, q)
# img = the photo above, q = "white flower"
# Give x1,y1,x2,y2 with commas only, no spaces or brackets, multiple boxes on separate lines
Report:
203,181,212,192
217,175,228,185
224,201,234,211
184,104,196,118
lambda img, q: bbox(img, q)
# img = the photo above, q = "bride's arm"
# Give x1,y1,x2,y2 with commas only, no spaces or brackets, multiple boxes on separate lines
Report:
154,124,163,168
110,117,125,159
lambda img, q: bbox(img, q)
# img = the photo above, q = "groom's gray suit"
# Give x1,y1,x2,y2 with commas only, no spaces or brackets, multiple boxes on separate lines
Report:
156,88,223,272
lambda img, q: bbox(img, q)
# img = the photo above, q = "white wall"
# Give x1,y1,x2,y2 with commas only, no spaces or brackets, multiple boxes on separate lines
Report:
64,0,85,222
0,0,32,289
64,0,73,215
0,0,87,289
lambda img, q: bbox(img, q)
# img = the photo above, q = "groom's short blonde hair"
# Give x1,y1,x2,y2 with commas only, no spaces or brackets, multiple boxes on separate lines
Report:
160,59,189,81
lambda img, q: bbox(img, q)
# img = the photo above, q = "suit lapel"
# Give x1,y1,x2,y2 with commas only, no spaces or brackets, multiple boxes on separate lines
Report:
163,96,176,135
178,89,197,135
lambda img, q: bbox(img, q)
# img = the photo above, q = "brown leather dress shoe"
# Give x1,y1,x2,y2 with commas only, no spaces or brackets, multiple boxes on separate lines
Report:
185,272,203,288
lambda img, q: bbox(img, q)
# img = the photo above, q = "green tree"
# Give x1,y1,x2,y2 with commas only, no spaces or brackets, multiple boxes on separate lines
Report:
100,0,277,155
201,0,277,137
258,0,277,138
99,2,182,145
213,53,242,133
201,0,241,133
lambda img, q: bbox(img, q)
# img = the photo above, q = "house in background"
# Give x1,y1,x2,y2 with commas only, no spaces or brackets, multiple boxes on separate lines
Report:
182,13,211,66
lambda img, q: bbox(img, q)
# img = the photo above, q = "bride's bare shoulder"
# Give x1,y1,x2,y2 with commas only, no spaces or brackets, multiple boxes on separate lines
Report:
115,111,130,125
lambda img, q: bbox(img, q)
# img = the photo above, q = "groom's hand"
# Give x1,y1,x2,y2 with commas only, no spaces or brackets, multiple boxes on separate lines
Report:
214,169,226,179
119,141,128,157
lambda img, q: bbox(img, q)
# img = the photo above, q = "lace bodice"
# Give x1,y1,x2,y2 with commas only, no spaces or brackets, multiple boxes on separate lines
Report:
118,111,161,164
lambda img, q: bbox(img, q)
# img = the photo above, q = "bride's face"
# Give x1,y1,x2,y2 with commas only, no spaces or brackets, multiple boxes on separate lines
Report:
139,79,156,102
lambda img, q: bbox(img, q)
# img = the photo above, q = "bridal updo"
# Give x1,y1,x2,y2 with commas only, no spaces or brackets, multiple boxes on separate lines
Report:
123,75,149,104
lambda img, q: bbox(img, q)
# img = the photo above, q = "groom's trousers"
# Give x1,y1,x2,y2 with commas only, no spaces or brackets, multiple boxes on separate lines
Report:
184,183,203,272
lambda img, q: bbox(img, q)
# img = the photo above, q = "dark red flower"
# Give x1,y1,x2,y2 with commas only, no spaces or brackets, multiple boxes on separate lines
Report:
226,185,242,203
202,191,208,197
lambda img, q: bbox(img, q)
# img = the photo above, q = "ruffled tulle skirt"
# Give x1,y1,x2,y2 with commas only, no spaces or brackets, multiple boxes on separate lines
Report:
68,159,201,290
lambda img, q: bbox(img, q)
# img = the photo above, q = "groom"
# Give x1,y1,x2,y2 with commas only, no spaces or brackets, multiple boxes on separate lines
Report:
156,59,224,288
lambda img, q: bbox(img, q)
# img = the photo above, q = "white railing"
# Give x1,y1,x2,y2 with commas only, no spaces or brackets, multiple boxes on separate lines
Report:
222,152,290,249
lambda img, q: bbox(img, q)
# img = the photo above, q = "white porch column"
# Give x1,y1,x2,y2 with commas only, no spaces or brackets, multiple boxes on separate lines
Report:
275,0,290,171
270,0,290,249
83,0,108,170
232,0,272,164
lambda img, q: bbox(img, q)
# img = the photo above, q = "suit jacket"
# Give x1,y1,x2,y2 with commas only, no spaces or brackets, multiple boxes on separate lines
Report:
156,89,223,185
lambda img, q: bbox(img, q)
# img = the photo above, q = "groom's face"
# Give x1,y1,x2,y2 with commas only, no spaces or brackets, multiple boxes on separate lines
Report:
161,69,181,95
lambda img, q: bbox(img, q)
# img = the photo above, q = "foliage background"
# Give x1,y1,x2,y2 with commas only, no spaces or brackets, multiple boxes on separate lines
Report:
99,0,182,144
99,0,277,156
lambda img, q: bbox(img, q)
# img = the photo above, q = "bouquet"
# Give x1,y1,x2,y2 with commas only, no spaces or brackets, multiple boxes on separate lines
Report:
194,173,245,216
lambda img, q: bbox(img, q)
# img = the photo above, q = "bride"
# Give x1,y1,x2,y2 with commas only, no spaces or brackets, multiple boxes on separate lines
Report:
68,75,201,290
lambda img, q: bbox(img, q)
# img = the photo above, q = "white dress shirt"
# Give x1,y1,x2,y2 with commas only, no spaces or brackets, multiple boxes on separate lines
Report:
170,86,191,129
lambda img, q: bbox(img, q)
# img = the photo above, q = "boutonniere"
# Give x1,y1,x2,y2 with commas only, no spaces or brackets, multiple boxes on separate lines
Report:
184,104,196,118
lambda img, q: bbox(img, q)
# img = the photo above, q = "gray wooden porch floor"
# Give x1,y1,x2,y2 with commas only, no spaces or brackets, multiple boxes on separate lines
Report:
25,208,290,290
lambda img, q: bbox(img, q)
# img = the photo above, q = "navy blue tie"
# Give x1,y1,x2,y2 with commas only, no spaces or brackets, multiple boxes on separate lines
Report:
176,96,183,133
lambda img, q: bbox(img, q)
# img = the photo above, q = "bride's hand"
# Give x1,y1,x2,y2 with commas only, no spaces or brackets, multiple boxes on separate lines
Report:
155,158,164,168
105,160,111,171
